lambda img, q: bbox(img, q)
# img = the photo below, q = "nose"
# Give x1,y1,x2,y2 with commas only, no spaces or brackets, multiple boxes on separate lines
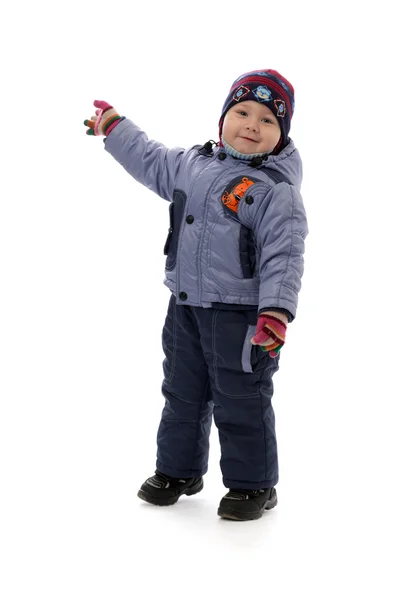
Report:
245,118,259,132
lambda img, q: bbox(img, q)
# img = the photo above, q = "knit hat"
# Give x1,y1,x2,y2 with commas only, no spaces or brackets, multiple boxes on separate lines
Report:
219,69,295,154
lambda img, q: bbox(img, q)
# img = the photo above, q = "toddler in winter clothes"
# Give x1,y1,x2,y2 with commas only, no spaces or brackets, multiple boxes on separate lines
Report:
84,69,308,521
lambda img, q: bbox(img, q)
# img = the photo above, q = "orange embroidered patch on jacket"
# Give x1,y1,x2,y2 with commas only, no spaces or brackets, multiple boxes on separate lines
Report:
222,177,255,213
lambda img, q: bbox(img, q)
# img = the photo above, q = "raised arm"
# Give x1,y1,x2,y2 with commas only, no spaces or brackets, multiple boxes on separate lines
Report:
84,100,185,202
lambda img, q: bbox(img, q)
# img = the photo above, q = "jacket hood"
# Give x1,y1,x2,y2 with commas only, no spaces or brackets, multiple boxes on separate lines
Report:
262,139,303,188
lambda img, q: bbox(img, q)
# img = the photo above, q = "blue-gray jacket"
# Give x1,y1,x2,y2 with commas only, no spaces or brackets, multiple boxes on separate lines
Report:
104,118,308,320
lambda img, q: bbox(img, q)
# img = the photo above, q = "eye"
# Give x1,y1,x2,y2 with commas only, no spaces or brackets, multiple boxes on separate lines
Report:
239,110,247,116
262,118,273,124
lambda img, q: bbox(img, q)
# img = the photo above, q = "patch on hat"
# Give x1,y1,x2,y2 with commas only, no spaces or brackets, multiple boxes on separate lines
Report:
274,99,286,118
252,85,273,102
233,86,250,102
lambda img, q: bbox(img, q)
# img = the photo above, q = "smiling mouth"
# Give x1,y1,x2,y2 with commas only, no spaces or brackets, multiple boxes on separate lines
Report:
240,136,257,142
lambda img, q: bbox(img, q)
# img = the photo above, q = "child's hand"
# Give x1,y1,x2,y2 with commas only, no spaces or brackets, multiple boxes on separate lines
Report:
251,312,288,358
84,100,122,136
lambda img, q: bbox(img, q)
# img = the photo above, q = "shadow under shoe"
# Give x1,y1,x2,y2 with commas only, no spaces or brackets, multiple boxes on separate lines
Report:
218,487,278,521
137,470,204,506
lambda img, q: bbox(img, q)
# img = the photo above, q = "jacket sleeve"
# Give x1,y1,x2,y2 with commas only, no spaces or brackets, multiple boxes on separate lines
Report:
103,118,185,202
248,183,308,320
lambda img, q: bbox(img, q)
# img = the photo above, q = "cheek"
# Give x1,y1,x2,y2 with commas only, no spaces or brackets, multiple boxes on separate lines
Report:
222,119,234,140
267,127,281,145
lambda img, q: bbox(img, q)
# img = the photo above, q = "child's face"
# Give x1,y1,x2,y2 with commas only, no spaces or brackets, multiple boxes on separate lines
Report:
222,100,281,155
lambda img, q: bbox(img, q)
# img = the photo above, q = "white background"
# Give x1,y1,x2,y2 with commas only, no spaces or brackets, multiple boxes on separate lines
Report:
1,1,399,598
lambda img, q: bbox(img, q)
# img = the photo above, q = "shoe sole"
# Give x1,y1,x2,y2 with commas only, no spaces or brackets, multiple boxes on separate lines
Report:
217,491,278,521
137,479,204,506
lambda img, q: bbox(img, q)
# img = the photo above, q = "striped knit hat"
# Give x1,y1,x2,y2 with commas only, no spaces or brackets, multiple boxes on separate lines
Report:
219,69,295,154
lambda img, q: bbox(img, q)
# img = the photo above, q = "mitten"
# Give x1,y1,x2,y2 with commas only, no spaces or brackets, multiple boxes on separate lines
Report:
84,100,122,136
251,313,287,358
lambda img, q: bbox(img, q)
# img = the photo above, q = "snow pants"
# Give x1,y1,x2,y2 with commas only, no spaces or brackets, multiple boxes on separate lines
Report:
156,295,281,489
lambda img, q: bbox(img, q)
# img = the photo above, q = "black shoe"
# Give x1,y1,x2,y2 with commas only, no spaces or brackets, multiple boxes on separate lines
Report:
217,487,277,521
137,470,204,506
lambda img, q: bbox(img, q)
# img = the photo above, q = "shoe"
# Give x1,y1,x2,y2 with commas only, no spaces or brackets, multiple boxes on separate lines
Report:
137,470,204,506
217,487,277,521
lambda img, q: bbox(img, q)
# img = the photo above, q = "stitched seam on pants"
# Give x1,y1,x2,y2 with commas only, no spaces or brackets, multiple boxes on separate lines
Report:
164,297,177,384
189,305,210,471
258,379,267,482
260,360,275,482
212,309,259,399
190,380,210,471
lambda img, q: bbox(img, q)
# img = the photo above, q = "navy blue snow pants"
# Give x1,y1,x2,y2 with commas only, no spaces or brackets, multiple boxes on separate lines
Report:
156,295,281,489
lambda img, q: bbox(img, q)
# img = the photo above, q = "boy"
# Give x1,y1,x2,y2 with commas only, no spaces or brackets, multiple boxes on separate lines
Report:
84,69,308,520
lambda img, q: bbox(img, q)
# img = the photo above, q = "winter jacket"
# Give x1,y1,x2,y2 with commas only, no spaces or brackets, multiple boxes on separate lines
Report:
104,118,308,321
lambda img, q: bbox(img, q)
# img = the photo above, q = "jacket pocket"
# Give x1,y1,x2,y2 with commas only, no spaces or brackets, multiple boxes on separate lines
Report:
239,226,257,279
163,189,186,271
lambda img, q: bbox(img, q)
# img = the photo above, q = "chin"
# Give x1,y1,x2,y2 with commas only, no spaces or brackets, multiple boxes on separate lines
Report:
237,141,262,154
